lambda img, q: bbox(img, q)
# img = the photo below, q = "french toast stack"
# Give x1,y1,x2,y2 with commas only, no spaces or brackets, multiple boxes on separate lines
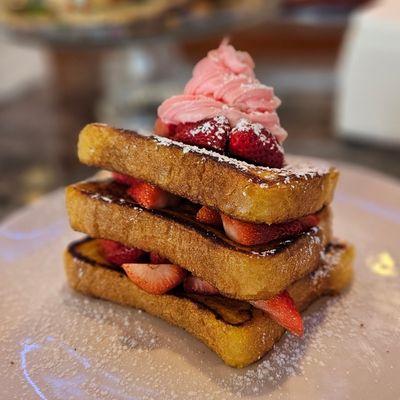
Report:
64,41,353,368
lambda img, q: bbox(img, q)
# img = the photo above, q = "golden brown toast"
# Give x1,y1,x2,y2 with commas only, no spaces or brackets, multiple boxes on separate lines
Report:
66,180,332,300
78,123,339,224
64,238,354,368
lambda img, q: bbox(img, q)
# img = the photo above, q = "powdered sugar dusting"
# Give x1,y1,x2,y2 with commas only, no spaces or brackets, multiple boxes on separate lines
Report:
89,193,114,203
251,238,292,257
154,135,256,172
4,170,400,400
312,242,346,284
235,118,265,137
218,294,358,396
88,192,141,210
187,115,229,144
278,160,330,180
153,135,332,181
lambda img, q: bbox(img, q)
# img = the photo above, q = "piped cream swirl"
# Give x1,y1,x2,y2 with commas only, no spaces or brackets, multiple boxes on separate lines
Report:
158,39,287,143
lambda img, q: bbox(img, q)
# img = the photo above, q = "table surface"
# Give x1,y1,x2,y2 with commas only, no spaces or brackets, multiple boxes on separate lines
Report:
0,160,399,399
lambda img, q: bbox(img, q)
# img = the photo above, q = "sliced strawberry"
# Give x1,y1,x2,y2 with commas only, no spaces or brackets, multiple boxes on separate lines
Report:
112,172,140,186
299,214,320,229
221,213,319,246
127,182,179,209
99,239,145,265
122,263,186,295
149,252,170,264
251,291,303,336
183,276,219,295
228,119,284,168
154,117,175,137
196,206,222,226
173,115,230,152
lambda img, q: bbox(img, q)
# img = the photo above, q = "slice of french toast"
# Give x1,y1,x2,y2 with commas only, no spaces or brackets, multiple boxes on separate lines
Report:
66,180,332,300
64,238,354,368
78,123,339,224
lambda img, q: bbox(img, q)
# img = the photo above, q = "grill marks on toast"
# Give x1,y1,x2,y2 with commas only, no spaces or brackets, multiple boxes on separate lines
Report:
75,180,325,257
68,238,253,326
78,124,339,224
68,236,117,271
65,237,353,367
119,128,328,187
181,294,253,326
67,238,351,328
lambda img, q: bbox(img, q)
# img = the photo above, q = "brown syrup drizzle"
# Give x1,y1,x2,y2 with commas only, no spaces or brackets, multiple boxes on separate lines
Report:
74,180,319,257
68,238,254,327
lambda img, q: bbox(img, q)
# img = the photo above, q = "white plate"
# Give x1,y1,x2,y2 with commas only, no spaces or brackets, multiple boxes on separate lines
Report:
1,162,399,400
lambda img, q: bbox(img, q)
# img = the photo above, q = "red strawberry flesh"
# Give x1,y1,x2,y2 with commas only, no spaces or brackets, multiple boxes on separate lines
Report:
221,213,319,246
122,263,186,295
127,181,179,209
183,276,219,295
228,119,284,168
154,117,175,137
99,239,145,265
112,172,140,187
251,291,303,336
150,252,170,264
196,206,222,226
173,115,230,152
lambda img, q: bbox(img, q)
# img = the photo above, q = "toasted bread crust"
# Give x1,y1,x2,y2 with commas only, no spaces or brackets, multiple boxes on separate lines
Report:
78,123,339,224
66,180,332,300
64,238,354,368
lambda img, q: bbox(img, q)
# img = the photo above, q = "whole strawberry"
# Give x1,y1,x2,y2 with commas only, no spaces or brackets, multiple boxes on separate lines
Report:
228,119,284,168
174,115,230,152
154,117,175,137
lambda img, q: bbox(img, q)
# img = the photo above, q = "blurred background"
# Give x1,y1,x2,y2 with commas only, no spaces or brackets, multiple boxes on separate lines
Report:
0,0,399,219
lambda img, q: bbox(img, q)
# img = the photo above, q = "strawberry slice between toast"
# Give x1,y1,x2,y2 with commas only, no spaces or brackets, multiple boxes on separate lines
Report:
251,291,304,336
99,239,145,265
149,252,170,264
196,206,222,226
112,172,140,187
127,181,179,209
221,213,320,246
183,276,219,295
122,263,186,295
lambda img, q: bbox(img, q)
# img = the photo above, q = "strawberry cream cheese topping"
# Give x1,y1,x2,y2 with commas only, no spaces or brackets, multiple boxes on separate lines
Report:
157,39,287,144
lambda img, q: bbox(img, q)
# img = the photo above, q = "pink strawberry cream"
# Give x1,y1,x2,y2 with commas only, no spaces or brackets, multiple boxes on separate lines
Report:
157,39,287,143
